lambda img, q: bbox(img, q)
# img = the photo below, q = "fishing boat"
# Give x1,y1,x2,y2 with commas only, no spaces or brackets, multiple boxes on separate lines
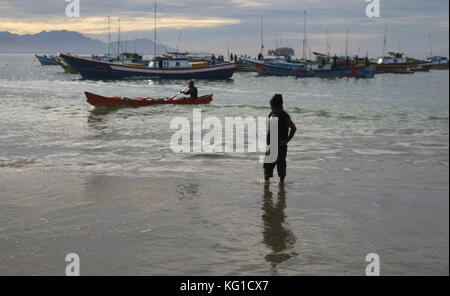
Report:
426,56,449,70
425,34,449,69
371,52,416,73
54,57,79,74
60,52,235,80
244,54,376,78
85,91,213,107
235,59,255,72
35,54,59,66
60,3,234,80
292,64,376,78
244,58,302,75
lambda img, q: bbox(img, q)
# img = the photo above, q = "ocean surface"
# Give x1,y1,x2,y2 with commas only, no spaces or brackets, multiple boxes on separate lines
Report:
0,54,448,275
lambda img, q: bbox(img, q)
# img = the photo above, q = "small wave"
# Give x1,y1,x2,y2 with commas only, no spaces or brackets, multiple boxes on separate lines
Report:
338,115,359,120
89,106,122,116
415,142,448,148
373,128,396,134
352,149,404,155
289,107,309,114
41,105,56,110
209,104,269,110
185,153,249,160
428,116,449,121
398,128,424,135
315,110,332,118
0,158,36,168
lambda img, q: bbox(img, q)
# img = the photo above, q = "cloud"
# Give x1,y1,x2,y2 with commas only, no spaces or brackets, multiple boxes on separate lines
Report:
0,0,447,57
0,16,241,35
232,0,268,8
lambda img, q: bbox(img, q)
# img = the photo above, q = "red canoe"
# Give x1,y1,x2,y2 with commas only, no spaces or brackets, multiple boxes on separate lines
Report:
85,91,213,107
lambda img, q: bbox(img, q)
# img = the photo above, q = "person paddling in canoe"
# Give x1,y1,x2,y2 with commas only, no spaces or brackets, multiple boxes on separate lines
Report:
264,94,297,185
181,80,198,99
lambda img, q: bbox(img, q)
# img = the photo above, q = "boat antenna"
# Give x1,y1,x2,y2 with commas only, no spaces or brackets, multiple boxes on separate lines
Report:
108,16,111,58
302,11,307,60
260,16,264,55
154,0,157,60
326,30,330,56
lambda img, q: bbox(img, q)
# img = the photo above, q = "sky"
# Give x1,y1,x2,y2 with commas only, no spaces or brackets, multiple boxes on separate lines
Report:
0,0,448,58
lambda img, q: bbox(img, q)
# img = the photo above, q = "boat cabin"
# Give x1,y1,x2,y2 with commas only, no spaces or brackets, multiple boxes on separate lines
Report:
378,52,407,65
427,56,449,65
148,52,190,69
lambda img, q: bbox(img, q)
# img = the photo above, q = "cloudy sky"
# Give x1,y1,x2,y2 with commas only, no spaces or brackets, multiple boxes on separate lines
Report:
0,0,448,58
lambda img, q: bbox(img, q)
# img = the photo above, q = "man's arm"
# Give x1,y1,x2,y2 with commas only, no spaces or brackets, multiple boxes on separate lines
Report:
280,116,297,146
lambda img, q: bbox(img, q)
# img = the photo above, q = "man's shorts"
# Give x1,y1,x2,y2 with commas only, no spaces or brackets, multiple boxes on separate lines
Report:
263,145,287,178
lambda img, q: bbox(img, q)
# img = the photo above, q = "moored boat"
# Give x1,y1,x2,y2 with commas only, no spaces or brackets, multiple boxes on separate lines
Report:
55,58,79,74
235,59,255,72
85,91,213,107
371,52,416,73
244,57,376,78
60,53,235,80
426,56,449,70
35,54,59,66
244,58,302,75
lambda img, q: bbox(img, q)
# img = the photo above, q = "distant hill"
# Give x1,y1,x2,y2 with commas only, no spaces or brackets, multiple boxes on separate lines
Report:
0,30,176,54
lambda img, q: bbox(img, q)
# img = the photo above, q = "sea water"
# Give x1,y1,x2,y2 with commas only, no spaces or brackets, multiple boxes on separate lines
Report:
0,54,448,275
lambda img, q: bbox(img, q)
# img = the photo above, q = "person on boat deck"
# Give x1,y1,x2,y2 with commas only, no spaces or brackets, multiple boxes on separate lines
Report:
210,54,216,65
264,94,297,185
182,80,198,99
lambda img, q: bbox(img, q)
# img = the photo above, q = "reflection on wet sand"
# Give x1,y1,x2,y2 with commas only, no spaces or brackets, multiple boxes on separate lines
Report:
262,184,297,274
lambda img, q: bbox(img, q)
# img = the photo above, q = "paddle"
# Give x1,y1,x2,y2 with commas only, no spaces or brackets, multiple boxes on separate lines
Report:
169,88,188,99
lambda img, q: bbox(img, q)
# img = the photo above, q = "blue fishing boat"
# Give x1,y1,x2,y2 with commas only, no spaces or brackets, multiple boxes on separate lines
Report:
244,58,303,75
292,65,376,78
59,52,235,80
35,54,59,66
244,58,376,78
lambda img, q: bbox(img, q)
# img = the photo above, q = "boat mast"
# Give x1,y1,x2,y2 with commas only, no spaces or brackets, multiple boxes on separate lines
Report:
154,1,157,60
428,33,433,58
118,17,121,59
108,16,111,58
345,26,348,58
326,30,330,56
382,24,387,58
260,16,264,55
302,11,307,60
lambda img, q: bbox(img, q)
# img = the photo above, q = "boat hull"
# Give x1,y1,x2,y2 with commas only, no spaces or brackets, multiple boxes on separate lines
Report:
429,63,449,70
60,54,235,80
245,59,375,78
371,63,416,73
292,66,375,78
244,59,300,75
85,92,213,107
35,55,59,66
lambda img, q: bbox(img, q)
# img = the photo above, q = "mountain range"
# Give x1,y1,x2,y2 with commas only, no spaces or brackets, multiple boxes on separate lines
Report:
0,30,177,54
